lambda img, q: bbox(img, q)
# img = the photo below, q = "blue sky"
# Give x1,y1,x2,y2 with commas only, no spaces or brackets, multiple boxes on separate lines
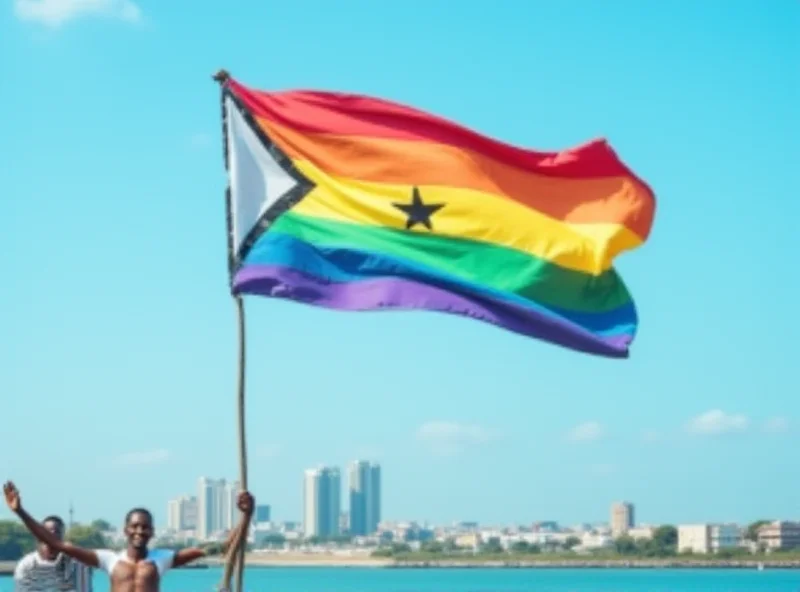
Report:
1,0,798,530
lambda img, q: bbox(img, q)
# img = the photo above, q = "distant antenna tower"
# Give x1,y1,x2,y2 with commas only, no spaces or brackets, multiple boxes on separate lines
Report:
69,501,74,529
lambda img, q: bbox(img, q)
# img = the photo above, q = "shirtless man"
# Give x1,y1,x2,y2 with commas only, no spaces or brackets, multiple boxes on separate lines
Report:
4,481,254,592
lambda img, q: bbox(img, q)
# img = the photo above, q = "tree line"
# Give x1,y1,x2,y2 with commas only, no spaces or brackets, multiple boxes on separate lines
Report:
0,519,778,561
373,521,780,559
0,520,113,561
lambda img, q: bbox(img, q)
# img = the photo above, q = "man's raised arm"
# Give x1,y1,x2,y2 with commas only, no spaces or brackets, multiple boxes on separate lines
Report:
172,491,254,568
3,481,100,568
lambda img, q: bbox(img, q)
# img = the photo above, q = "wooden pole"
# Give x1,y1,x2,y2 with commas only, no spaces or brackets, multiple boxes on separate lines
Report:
233,294,248,592
214,68,248,592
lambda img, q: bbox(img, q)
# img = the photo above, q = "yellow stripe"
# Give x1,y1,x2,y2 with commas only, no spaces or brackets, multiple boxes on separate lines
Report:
289,160,643,275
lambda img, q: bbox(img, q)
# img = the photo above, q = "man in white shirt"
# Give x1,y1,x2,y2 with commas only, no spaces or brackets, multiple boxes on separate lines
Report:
13,515,93,592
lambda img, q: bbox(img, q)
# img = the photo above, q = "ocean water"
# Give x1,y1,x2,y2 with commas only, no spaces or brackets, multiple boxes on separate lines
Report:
2,567,799,592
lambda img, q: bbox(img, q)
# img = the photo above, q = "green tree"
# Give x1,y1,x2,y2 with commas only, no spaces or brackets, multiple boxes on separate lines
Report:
91,519,113,532
66,524,108,549
650,525,678,556
391,542,411,554
509,541,530,554
0,520,35,561
563,536,581,550
614,535,637,555
479,537,503,555
636,538,662,557
442,538,460,553
510,541,541,554
715,547,748,559
652,525,677,547
420,541,444,554
745,520,771,542
259,533,286,548
371,547,393,558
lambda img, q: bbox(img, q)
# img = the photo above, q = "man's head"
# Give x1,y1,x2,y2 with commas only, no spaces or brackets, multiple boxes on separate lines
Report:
38,515,65,560
124,508,154,550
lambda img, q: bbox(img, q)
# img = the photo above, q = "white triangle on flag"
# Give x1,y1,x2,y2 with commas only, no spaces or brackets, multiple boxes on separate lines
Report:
225,95,301,259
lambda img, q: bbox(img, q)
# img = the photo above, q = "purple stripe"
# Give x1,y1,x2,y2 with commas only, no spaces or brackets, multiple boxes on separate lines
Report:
234,265,631,358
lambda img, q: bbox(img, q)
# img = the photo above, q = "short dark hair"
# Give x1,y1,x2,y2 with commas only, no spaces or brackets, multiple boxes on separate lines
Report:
125,508,153,525
43,516,65,528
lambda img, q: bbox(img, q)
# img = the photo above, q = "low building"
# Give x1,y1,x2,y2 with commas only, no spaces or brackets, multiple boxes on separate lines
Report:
454,533,480,550
758,521,800,551
579,532,614,550
678,523,741,554
627,526,656,540
678,525,708,553
712,524,741,551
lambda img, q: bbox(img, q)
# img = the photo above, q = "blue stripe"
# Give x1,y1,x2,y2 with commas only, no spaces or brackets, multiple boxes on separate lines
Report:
243,231,637,337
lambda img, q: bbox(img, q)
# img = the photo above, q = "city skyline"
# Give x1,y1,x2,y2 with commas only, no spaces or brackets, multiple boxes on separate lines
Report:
163,463,382,537
1,1,796,530
146,494,799,558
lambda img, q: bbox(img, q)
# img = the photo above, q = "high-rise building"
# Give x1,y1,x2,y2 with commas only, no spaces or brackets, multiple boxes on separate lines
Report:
348,461,381,535
197,477,229,540
167,496,198,532
212,480,226,533
183,496,198,530
255,505,271,523
223,480,241,531
369,463,381,532
610,501,635,538
197,478,215,540
167,499,181,532
303,466,341,538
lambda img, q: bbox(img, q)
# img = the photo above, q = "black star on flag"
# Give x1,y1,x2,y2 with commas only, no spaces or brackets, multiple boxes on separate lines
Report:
392,187,445,231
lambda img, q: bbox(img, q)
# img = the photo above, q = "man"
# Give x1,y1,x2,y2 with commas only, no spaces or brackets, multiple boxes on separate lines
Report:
13,514,93,592
4,481,254,592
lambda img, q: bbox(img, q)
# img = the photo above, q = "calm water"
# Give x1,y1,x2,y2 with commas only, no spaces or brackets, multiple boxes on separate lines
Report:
2,567,799,592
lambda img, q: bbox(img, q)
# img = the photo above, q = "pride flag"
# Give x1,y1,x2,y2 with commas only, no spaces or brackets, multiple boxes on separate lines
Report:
220,77,655,358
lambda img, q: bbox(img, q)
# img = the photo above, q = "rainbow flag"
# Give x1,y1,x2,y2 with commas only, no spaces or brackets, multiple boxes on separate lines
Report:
220,77,655,358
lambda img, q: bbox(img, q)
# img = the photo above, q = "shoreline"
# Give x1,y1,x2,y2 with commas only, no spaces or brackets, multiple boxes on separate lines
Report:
207,554,798,569
2,556,798,575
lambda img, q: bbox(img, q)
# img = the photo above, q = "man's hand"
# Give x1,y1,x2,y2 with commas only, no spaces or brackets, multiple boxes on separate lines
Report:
236,491,254,516
3,481,20,513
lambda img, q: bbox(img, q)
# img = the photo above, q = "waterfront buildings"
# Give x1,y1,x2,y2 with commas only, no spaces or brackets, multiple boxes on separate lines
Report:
757,521,800,550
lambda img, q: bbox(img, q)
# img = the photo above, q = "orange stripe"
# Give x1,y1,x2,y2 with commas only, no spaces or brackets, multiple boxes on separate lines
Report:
227,79,656,184
256,117,654,240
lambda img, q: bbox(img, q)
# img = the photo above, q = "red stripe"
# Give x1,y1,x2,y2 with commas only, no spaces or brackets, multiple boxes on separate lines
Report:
225,78,656,191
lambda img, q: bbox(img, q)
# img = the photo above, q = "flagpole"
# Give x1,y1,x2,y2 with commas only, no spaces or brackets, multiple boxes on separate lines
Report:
214,68,249,592
233,294,249,592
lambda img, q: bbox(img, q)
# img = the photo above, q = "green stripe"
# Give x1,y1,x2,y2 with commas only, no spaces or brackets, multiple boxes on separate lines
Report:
270,212,632,314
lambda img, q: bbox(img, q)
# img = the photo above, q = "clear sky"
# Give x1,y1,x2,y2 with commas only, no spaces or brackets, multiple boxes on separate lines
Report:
1,0,798,530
